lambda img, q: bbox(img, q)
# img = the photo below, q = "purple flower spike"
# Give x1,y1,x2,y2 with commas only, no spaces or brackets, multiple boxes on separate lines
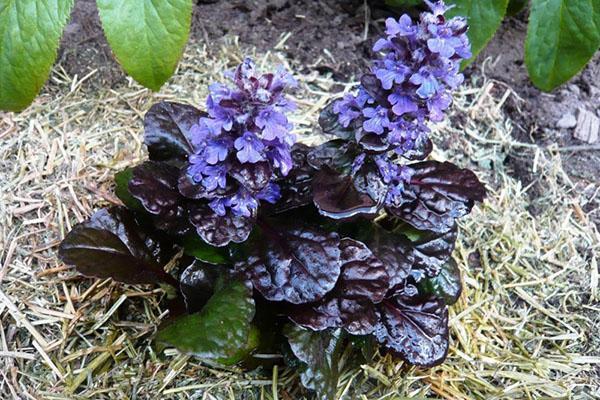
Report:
184,58,296,219
330,0,470,210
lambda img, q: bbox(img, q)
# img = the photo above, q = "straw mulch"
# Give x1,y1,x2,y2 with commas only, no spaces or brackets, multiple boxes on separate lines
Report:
1,38,599,399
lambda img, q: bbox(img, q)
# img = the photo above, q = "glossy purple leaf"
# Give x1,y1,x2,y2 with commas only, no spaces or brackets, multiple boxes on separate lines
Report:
189,205,254,247
179,258,221,313
269,143,315,214
229,160,272,192
284,326,345,400
58,207,177,287
375,296,449,367
365,225,414,289
290,238,389,335
312,167,379,220
241,227,341,304
411,225,458,279
128,161,191,235
387,161,486,233
144,101,206,163
353,159,388,205
306,140,354,173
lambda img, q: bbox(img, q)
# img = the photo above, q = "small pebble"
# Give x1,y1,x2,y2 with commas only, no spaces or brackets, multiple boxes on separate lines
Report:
557,113,577,129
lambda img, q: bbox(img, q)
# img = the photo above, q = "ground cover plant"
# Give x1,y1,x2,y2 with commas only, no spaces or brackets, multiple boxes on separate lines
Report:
56,2,485,398
386,0,600,91
0,0,193,112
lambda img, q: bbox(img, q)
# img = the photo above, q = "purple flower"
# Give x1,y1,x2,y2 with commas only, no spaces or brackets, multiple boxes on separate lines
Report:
427,91,452,122
330,0,470,207
184,58,296,219
256,183,281,204
334,94,363,128
235,131,265,163
256,108,289,141
385,15,416,37
205,139,229,164
229,189,259,218
388,92,418,116
362,106,390,134
375,59,410,90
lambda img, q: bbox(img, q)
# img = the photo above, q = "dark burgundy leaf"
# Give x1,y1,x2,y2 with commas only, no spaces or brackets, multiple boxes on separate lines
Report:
410,225,457,279
375,296,449,367
360,74,391,108
269,143,315,214
284,326,345,400
387,161,486,233
189,205,254,247
418,259,462,305
318,100,356,140
58,207,176,287
290,238,388,335
128,161,191,235
229,160,272,191
241,226,341,304
312,167,379,220
356,131,390,152
353,159,388,205
144,101,206,163
306,140,354,173
402,135,433,161
364,225,413,288
179,258,222,313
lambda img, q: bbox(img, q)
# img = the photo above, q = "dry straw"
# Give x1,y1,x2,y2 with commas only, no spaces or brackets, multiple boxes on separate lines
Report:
0,37,598,399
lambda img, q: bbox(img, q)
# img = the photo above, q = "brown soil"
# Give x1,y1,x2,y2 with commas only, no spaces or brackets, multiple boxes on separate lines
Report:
58,0,600,225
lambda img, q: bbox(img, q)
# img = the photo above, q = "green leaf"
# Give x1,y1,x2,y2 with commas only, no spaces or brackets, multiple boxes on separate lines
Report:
446,0,509,63
96,0,193,91
418,259,462,305
0,0,75,112
181,233,230,265
156,280,256,363
284,326,346,400
114,167,144,211
384,0,423,8
525,0,600,91
506,0,527,16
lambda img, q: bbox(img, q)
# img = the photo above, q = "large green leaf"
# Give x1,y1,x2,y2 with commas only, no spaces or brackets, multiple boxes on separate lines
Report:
0,0,74,112
97,0,193,91
155,280,256,364
525,0,600,91
446,0,509,63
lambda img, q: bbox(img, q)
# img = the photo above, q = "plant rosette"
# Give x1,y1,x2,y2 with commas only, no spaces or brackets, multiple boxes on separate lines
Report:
58,2,485,398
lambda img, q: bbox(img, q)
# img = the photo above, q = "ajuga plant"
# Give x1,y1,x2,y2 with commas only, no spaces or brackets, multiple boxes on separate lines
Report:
58,2,485,398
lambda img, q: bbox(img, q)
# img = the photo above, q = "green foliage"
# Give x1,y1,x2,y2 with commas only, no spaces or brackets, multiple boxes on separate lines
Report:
114,167,144,211
446,0,509,63
96,0,193,91
0,0,193,112
156,280,257,364
525,0,600,91
418,259,462,305
0,0,75,112
181,233,230,265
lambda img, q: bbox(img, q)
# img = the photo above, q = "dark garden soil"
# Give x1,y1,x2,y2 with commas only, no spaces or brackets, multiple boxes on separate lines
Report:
58,0,600,225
